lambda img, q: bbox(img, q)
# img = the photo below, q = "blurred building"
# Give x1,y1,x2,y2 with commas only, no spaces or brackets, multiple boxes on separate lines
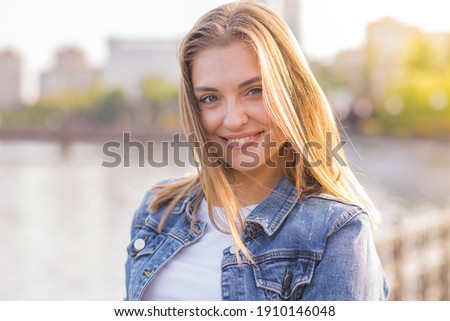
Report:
332,49,366,94
40,47,96,98
316,16,450,121
364,17,420,103
325,49,366,120
0,49,21,110
101,39,180,101
364,17,450,103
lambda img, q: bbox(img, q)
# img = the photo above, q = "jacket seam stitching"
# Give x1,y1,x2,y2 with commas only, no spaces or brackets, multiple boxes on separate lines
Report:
327,208,368,237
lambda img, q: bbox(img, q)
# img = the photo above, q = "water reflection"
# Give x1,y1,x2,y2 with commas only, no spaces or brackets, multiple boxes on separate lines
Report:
0,136,449,300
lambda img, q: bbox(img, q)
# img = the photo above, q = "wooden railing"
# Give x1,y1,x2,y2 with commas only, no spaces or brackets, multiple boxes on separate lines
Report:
375,213,450,300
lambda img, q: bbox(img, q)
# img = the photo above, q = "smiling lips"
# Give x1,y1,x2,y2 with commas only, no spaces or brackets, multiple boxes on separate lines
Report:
221,131,264,148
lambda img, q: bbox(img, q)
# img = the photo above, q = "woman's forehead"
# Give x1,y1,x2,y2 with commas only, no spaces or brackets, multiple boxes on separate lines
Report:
191,43,260,86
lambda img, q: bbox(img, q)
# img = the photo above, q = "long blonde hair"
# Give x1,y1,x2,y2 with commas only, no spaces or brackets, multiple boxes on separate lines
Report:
149,1,380,261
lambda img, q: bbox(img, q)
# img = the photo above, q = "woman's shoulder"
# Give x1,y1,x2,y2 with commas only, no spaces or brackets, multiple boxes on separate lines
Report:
131,176,192,230
292,192,369,238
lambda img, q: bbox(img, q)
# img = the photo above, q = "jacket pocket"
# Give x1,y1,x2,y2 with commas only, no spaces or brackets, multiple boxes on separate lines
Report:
251,252,317,300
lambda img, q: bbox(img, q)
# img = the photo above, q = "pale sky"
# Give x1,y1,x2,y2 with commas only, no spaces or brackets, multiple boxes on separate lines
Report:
1,0,449,103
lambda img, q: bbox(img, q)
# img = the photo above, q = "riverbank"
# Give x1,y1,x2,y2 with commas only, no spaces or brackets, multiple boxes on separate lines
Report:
0,127,176,142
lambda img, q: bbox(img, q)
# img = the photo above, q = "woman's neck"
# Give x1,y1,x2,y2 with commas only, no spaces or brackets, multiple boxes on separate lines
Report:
230,165,285,206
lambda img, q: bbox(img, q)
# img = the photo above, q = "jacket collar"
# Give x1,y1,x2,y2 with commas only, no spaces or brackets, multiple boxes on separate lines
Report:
245,175,299,236
178,175,298,237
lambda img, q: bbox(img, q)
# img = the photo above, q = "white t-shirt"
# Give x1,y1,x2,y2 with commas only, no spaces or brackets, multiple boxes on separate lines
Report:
141,199,256,301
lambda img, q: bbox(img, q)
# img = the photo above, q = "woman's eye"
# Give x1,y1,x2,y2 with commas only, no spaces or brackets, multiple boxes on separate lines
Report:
247,87,262,96
199,95,219,104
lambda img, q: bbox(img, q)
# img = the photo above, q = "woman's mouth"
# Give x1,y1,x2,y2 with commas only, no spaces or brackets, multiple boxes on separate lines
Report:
221,131,264,148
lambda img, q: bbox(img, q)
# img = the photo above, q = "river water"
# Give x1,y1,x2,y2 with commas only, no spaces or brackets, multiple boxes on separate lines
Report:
1,135,449,300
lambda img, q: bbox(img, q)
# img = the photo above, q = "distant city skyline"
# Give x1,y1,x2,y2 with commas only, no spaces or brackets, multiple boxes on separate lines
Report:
1,0,449,104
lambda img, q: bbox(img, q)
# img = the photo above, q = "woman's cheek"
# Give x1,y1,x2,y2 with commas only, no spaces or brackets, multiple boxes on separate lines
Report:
200,109,221,135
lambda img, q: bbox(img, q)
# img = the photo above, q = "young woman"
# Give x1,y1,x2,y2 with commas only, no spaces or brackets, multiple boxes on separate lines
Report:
125,1,389,301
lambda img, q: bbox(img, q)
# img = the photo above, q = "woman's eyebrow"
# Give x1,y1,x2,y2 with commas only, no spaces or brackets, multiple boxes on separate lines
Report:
194,76,261,92
194,85,218,92
238,76,261,89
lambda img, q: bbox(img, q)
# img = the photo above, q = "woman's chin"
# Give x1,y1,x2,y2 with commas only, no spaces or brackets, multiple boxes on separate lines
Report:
225,158,269,173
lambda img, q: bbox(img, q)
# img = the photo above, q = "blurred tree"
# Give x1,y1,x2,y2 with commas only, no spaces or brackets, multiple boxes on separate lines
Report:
141,76,179,128
379,38,450,138
35,82,108,112
1,82,132,129
405,38,433,71
87,89,131,126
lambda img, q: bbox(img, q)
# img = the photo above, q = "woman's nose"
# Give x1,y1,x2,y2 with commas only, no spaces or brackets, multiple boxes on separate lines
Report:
223,100,248,130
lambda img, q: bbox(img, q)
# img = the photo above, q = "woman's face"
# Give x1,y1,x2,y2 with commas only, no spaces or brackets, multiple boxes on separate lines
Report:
192,43,286,175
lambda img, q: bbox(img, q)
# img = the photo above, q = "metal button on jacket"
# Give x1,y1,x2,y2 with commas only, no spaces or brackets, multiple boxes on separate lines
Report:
282,268,293,289
133,238,146,251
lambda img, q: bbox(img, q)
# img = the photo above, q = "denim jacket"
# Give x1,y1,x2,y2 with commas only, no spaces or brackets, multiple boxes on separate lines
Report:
125,176,389,300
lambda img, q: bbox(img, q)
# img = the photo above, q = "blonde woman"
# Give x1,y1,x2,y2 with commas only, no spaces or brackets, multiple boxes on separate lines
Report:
125,1,389,301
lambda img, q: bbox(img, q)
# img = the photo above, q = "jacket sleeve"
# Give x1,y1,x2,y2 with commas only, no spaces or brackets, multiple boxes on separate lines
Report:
300,213,389,300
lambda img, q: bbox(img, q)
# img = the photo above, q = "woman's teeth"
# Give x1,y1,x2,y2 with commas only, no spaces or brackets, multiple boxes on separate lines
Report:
229,136,252,143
